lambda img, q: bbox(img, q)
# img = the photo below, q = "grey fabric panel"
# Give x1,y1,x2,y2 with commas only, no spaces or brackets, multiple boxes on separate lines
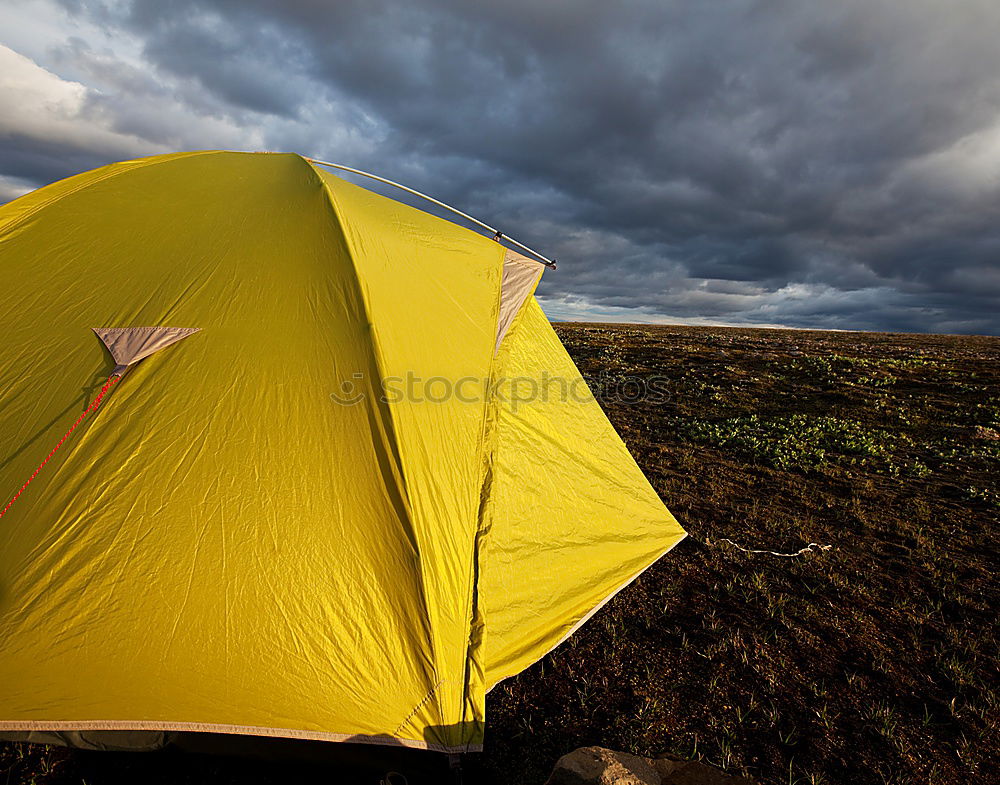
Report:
0,729,175,751
93,326,201,372
495,250,543,354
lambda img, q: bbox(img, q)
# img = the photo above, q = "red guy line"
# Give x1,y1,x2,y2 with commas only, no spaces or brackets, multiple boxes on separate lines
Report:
0,375,119,519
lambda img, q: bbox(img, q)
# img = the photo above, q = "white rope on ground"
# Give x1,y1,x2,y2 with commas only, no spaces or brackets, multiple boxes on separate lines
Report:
707,538,834,558
305,158,558,269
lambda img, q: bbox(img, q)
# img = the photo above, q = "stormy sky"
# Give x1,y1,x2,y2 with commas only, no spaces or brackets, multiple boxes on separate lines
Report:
2,1,1000,334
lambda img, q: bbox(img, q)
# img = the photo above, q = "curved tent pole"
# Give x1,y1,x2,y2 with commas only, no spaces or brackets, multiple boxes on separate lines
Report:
305,157,557,270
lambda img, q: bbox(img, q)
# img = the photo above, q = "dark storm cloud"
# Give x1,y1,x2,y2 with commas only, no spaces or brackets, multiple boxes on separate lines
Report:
0,133,106,185
8,0,1000,334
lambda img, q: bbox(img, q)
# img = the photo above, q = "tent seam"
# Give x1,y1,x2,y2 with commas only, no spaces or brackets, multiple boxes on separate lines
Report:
391,678,444,737
458,240,507,743
301,156,445,734
472,281,543,700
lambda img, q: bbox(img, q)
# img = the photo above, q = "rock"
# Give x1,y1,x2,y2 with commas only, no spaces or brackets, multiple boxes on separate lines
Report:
545,746,662,785
544,746,757,785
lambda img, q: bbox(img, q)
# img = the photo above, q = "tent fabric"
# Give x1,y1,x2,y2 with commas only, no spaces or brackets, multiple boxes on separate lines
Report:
93,327,201,375
0,151,685,753
481,298,687,688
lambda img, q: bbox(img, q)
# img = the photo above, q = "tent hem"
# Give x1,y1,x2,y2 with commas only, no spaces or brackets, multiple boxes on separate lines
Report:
0,720,481,754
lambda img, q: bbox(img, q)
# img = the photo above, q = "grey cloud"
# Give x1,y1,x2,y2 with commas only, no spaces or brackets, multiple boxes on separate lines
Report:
0,132,112,185
5,0,1000,334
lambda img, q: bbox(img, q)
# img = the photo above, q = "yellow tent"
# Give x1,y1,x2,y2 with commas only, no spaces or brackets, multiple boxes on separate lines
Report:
0,152,685,753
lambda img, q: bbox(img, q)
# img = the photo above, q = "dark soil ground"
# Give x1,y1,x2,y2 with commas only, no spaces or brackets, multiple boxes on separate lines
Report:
2,323,997,785
485,323,999,785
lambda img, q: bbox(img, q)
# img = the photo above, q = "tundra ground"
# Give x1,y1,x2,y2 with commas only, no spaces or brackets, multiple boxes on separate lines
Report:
2,323,997,785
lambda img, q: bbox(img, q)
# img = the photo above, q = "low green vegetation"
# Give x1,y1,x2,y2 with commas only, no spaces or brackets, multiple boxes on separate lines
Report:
684,414,905,472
